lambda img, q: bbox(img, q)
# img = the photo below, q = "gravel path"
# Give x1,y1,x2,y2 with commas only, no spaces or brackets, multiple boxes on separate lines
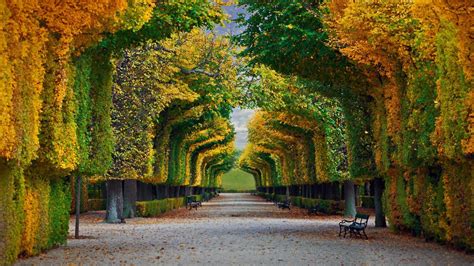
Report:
17,193,473,265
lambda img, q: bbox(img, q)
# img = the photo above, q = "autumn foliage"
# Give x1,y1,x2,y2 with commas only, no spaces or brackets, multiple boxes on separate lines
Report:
0,0,472,263
0,1,232,264
237,0,472,250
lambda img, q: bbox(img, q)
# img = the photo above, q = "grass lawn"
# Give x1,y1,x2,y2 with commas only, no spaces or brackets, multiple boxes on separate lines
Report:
221,168,256,192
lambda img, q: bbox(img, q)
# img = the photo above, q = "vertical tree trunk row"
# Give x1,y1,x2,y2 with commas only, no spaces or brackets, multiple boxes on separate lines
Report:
106,179,124,223
123,180,137,218
374,177,387,227
344,180,356,217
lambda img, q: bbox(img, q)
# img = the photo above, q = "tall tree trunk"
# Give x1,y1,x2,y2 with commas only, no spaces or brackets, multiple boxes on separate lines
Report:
106,179,124,223
75,175,81,238
343,180,356,217
123,180,137,218
374,177,387,227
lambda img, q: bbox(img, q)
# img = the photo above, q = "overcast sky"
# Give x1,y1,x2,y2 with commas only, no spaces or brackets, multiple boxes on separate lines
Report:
231,108,255,150
217,5,255,150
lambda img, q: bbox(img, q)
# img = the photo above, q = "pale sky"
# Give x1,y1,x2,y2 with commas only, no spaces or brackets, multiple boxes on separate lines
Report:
231,108,255,150
218,6,254,150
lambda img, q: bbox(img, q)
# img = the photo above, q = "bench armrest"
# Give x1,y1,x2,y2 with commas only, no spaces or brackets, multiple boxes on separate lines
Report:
339,219,354,223
339,220,354,226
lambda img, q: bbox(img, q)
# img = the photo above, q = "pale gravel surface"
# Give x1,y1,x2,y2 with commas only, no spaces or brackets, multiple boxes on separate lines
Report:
17,193,473,265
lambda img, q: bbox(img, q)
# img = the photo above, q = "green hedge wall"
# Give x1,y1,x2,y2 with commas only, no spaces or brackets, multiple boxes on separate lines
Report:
360,196,375,209
259,193,344,214
87,199,106,211
136,197,186,217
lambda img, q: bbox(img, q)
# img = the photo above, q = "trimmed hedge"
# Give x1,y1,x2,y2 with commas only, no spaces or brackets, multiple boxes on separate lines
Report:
360,196,375,208
292,197,344,214
87,199,106,211
136,197,186,217
258,193,344,214
0,166,71,264
221,189,257,193
189,195,203,202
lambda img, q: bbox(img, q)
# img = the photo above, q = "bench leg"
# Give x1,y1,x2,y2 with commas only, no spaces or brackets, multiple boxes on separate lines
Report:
363,229,368,240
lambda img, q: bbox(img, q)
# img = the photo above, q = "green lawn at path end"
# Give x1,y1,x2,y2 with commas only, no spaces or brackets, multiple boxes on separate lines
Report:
221,168,256,192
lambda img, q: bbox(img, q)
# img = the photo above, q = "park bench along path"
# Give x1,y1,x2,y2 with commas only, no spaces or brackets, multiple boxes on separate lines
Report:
17,193,473,265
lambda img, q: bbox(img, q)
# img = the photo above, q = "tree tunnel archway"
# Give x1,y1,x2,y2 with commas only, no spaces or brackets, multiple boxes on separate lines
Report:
1,2,473,264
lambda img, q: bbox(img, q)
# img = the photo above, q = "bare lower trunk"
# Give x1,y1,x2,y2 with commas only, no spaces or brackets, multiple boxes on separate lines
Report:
374,177,387,227
106,179,124,223
344,180,356,217
175,186,180,197
123,180,137,218
75,175,81,238
285,186,290,201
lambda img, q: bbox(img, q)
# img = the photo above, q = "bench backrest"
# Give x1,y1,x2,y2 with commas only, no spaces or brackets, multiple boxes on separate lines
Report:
354,213,369,225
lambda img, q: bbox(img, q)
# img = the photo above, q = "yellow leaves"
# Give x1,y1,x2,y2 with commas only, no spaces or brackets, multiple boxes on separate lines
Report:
327,1,418,79
461,90,474,156
0,2,15,158
21,177,50,256
0,0,136,165
115,0,155,32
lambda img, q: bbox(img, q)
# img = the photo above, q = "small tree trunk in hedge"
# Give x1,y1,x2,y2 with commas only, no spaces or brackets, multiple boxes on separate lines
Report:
75,174,81,238
354,185,360,207
106,179,124,223
175,186,180,198
155,185,163,200
333,183,339,200
334,183,341,201
343,180,356,217
123,180,137,218
164,185,169,198
374,177,387,227
285,186,290,201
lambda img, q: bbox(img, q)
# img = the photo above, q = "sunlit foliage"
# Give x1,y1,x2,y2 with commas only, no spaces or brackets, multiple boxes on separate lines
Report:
238,0,473,250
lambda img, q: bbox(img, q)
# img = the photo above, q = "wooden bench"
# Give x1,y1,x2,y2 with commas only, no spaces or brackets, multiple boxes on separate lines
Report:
308,204,322,215
186,196,202,210
339,213,369,239
277,200,291,210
